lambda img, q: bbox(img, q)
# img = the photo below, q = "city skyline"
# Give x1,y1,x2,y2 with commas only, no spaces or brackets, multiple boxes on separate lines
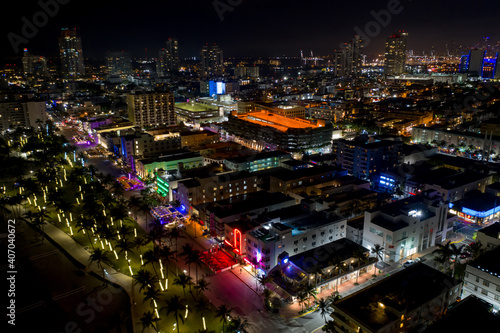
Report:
2,0,500,60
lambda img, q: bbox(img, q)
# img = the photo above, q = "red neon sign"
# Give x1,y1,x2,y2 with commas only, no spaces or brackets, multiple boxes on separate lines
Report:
234,229,242,255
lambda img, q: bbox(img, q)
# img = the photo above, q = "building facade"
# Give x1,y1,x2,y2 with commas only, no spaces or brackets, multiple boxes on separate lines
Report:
332,138,402,179
157,38,179,76
462,247,500,311
0,100,47,133
223,151,292,173
127,92,176,128
58,28,85,77
363,193,452,263
200,43,224,77
384,31,408,76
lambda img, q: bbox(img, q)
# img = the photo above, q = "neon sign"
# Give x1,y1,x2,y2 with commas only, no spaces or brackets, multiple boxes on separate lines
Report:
234,229,242,255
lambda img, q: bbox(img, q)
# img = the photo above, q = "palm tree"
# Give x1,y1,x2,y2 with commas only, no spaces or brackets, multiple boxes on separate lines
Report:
133,235,150,258
370,244,384,276
214,304,233,333
433,241,453,272
143,247,161,282
187,250,203,282
33,208,50,241
352,250,366,284
297,290,308,312
190,213,201,237
75,215,96,250
116,238,135,262
117,223,133,240
181,243,195,276
162,295,186,333
449,243,466,278
159,246,177,287
139,201,153,232
303,283,318,307
133,268,158,292
228,316,250,333
194,297,211,331
257,274,272,291
142,286,163,309
317,298,331,324
127,195,143,229
173,272,193,297
466,241,484,260
313,266,323,287
261,288,272,308
167,227,185,275
89,248,110,283
194,278,211,295
328,256,343,292
139,311,160,333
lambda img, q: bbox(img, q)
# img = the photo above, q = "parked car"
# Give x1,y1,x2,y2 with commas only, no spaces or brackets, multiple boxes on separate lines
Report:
403,260,415,268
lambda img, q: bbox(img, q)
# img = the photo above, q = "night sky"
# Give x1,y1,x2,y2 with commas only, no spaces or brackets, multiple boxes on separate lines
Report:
1,0,499,60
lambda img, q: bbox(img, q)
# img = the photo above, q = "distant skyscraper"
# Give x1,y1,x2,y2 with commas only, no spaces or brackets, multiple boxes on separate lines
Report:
105,51,132,78
331,50,345,77
157,38,179,76
332,35,363,77
344,35,364,76
22,49,48,77
459,49,487,77
384,31,408,76
469,49,487,76
58,28,85,78
495,54,500,79
127,92,176,128
200,43,224,77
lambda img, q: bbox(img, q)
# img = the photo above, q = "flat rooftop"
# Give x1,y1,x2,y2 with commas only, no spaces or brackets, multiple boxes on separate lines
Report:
468,245,500,276
138,149,202,165
238,110,319,132
428,171,491,190
289,238,369,273
224,150,290,164
424,295,500,333
270,165,345,182
451,191,500,214
175,102,218,112
478,222,500,238
335,263,457,332
207,191,295,219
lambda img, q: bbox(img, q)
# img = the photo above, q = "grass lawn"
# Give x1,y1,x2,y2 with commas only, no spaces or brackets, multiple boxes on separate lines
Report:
18,166,226,333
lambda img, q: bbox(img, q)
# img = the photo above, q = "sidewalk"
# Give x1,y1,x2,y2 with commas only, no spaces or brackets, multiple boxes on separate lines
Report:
43,223,142,333
279,232,466,320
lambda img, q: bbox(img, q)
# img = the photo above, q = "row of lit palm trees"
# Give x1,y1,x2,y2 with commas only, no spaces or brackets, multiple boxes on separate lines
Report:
140,301,249,333
1,125,249,333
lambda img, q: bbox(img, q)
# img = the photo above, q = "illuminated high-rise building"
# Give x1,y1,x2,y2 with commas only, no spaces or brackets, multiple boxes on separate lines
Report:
22,49,48,77
105,51,132,78
344,35,364,76
384,31,408,76
495,55,500,79
157,38,179,76
126,92,176,128
200,43,224,77
459,49,487,77
482,55,497,79
58,28,85,77
332,35,364,77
